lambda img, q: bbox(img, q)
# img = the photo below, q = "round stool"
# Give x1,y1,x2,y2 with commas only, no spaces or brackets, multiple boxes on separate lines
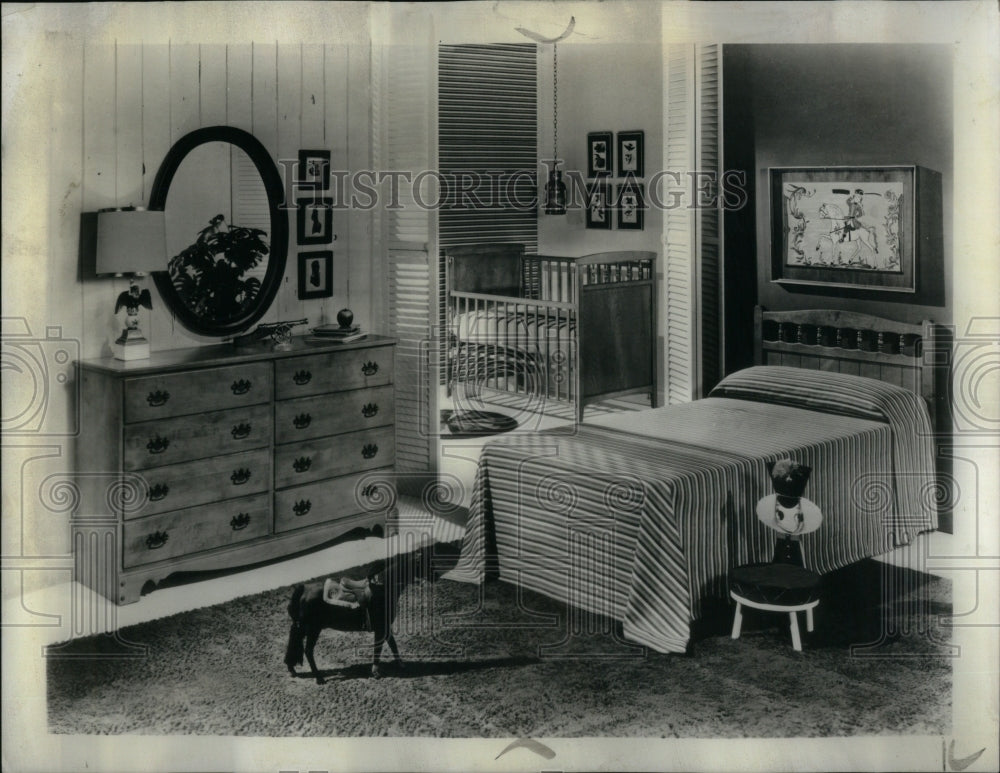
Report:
729,562,821,651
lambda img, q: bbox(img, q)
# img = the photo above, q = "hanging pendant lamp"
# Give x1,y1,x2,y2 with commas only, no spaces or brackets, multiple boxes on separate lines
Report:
543,42,567,215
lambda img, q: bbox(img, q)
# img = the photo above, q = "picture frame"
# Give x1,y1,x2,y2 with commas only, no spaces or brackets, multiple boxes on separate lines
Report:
297,251,333,300
297,197,334,245
587,131,613,178
616,131,644,177
769,165,918,293
585,183,612,230
298,149,331,190
616,181,645,231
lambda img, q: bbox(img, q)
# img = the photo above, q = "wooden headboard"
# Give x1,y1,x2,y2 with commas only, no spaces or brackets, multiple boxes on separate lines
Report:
753,306,940,431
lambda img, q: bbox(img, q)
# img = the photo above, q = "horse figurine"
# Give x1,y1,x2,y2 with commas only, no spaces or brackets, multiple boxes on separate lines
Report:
284,553,417,684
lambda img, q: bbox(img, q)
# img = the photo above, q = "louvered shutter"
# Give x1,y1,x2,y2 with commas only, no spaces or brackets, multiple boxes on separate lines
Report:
380,43,439,481
438,44,537,248
437,43,538,383
662,43,723,402
698,44,724,392
663,44,697,403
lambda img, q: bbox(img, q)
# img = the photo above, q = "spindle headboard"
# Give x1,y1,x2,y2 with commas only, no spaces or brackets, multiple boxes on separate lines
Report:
753,306,940,431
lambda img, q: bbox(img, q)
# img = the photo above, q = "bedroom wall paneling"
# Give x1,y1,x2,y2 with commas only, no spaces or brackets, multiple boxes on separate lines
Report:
68,40,371,360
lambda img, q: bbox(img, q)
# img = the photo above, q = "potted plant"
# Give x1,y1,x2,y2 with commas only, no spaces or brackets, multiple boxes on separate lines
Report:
168,214,269,321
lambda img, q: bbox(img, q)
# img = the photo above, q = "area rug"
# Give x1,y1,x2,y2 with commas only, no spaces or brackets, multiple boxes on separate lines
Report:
47,546,952,737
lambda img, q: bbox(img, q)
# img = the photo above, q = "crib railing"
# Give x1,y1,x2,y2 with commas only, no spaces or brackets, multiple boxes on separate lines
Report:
522,255,654,305
450,290,577,403
523,256,578,304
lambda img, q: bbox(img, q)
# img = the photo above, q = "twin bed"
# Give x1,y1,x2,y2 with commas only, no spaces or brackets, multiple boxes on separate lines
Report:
444,305,941,653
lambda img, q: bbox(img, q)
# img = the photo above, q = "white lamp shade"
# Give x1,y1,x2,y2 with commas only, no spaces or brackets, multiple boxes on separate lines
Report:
95,209,167,275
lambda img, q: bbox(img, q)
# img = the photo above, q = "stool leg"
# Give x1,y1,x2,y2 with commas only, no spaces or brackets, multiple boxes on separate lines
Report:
806,605,815,633
789,611,802,651
731,602,744,640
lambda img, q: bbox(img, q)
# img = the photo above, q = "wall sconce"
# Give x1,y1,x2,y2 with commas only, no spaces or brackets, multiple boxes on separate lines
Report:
95,208,167,360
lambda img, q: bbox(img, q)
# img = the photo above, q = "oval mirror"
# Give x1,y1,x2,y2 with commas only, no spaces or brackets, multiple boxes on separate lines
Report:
149,126,288,337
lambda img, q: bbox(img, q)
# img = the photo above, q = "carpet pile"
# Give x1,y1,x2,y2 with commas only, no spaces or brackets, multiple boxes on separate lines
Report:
47,545,951,737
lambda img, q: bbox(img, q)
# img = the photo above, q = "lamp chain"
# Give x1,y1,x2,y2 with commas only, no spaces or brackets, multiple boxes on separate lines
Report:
552,43,558,161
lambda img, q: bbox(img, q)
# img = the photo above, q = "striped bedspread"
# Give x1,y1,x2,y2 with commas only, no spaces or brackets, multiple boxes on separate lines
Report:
444,369,938,653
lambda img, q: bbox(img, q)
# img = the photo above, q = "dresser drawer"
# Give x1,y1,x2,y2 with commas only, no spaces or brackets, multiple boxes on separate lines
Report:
275,345,394,400
131,449,271,519
123,492,270,568
124,404,272,470
274,425,395,489
124,363,272,423
274,471,393,533
274,385,395,444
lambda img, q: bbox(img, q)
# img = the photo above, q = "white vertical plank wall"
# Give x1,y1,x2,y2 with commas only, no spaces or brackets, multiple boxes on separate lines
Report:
30,40,374,361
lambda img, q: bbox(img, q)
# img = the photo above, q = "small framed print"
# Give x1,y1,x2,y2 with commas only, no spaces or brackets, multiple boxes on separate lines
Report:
587,131,613,177
617,182,645,230
617,131,644,177
297,197,333,245
298,251,333,300
298,149,331,190
585,183,612,229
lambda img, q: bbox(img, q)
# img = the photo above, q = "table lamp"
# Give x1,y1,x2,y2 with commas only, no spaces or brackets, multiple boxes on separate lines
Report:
95,208,167,360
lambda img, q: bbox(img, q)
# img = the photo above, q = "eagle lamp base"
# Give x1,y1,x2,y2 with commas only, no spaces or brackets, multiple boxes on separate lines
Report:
113,327,151,361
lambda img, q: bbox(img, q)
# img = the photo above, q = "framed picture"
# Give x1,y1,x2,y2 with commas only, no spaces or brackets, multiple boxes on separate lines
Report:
297,251,333,299
298,149,331,190
770,166,918,292
587,131,613,177
297,197,333,245
585,183,612,229
616,181,645,230
617,131,644,177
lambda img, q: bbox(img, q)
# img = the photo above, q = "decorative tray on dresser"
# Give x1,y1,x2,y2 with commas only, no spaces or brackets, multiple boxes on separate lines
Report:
73,335,396,604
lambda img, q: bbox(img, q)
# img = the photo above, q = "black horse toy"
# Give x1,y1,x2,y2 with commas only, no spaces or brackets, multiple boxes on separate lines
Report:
284,555,412,684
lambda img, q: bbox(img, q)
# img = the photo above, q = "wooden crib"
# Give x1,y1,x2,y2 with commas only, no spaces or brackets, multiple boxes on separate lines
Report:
445,244,659,421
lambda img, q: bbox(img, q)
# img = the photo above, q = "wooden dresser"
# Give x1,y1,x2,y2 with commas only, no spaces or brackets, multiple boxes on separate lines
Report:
73,335,396,604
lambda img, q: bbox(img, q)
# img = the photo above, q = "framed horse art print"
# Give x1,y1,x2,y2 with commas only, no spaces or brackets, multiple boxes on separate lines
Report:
768,166,935,293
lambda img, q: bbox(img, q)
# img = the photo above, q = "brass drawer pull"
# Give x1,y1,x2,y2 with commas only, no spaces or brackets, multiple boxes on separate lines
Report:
231,422,252,440
230,513,251,531
293,499,312,517
146,436,170,455
293,370,312,386
146,389,170,407
361,403,379,418
362,443,379,460
293,456,313,473
231,379,252,395
145,531,169,550
149,483,170,501
361,361,379,377
293,413,312,429
231,468,252,485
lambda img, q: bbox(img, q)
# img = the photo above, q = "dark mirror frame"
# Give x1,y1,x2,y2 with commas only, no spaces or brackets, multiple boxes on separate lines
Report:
149,126,288,337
